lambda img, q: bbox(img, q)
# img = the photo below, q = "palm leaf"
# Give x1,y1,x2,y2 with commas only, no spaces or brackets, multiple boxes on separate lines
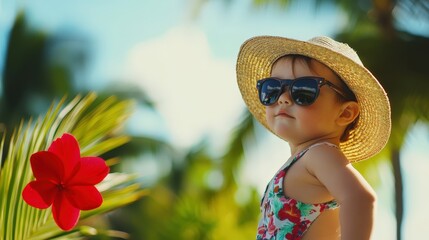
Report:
0,92,146,239
221,109,255,189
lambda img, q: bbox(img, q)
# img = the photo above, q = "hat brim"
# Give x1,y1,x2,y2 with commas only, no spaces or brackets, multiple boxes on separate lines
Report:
236,36,391,162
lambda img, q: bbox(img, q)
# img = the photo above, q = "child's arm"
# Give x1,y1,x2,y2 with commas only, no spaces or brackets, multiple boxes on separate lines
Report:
306,146,376,240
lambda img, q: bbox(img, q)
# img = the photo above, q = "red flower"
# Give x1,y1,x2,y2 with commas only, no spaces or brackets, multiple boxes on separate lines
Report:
22,133,109,231
257,224,267,237
274,170,285,184
277,199,300,222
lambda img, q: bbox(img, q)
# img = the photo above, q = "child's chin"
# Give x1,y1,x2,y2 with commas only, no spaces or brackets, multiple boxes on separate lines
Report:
271,125,294,137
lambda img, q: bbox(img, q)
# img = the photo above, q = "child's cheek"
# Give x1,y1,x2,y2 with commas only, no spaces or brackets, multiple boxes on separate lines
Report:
265,106,276,131
265,107,275,127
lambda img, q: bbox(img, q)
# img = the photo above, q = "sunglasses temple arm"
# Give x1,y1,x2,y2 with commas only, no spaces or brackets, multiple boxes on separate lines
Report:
326,82,349,100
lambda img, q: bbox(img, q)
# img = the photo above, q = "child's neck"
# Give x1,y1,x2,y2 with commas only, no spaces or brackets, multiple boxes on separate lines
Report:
289,137,340,157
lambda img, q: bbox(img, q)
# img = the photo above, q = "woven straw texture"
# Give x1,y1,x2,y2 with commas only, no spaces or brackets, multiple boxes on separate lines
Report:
236,36,391,162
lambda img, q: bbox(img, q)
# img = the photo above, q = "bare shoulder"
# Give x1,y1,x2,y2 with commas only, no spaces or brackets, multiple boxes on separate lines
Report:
301,144,376,202
302,143,349,174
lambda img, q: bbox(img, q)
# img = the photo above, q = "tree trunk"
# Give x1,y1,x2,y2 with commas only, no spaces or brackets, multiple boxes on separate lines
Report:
391,148,403,240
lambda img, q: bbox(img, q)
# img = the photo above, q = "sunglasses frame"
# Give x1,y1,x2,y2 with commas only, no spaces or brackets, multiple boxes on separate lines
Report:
256,76,348,106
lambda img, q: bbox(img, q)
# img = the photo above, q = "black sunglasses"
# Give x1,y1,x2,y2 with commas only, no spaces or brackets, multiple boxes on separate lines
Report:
256,76,347,106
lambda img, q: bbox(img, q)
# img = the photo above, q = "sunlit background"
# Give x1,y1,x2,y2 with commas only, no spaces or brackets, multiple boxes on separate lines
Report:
1,0,429,239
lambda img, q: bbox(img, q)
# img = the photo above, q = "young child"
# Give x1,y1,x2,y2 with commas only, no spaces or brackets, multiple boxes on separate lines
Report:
236,36,391,239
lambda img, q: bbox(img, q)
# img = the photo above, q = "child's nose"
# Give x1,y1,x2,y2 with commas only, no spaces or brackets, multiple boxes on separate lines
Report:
278,90,292,105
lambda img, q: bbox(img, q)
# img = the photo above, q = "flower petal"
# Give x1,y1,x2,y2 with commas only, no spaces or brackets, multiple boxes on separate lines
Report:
22,180,58,209
65,185,103,210
30,151,64,182
48,133,81,179
69,157,109,185
52,192,80,231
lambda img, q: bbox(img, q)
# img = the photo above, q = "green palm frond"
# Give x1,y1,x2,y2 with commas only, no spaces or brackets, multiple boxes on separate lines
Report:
221,109,255,189
0,92,147,240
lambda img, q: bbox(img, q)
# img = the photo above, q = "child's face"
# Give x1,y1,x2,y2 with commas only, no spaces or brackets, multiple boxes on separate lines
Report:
265,56,346,145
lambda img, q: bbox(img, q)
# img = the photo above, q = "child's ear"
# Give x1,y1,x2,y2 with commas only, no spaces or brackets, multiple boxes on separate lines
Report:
336,101,360,126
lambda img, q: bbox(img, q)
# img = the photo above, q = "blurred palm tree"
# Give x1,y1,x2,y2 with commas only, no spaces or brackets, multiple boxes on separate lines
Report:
195,0,429,239
1,12,160,152
1,11,168,158
2,10,262,239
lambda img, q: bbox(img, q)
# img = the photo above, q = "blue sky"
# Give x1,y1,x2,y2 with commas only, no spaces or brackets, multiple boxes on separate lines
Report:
1,0,429,239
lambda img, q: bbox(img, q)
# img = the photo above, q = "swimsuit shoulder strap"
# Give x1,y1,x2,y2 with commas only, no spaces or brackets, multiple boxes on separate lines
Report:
307,141,339,150
285,142,339,169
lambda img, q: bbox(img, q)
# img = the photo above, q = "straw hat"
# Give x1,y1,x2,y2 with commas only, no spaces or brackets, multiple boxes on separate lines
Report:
236,35,391,162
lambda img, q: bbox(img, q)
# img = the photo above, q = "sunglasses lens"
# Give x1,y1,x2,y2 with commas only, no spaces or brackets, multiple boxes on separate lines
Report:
259,79,282,105
291,78,319,106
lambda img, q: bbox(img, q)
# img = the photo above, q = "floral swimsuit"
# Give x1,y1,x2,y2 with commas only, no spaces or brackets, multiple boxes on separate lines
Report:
257,143,340,240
